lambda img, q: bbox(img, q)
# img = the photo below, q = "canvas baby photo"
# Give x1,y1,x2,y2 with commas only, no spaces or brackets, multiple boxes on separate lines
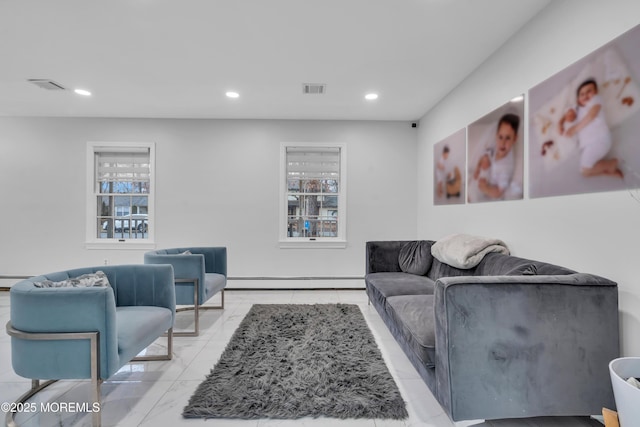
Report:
467,97,525,204
529,24,640,198
434,128,466,205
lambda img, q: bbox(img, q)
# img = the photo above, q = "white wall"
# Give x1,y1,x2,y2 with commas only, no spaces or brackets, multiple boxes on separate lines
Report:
417,0,640,355
0,117,418,284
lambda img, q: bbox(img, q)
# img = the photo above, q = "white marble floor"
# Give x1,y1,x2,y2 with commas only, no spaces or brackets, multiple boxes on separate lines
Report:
0,290,604,427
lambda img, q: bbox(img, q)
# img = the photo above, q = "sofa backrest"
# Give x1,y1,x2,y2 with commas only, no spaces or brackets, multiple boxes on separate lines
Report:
146,247,227,276
427,257,476,280
474,252,577,276
427,251,578,280
367,239,579,279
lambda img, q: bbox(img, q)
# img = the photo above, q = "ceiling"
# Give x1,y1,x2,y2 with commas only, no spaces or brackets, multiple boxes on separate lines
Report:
0,0,551,121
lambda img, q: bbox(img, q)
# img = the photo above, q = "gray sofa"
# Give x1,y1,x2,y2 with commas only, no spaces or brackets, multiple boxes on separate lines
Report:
365,240,619,422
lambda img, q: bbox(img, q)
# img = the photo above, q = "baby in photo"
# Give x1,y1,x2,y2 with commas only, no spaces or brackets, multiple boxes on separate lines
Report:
558,78,623,178
472,113,520,200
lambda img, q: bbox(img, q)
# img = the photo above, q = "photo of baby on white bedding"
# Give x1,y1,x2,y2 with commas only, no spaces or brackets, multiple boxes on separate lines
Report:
467,98,524,204
434,128,465,206
529,24,640,198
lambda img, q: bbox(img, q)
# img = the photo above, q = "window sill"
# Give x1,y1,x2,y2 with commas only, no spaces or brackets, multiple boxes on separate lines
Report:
86,241,156,250
278,239,347,249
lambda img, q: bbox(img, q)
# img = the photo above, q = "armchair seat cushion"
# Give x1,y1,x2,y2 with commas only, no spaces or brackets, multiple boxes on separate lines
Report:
116,306,173,364
204,273,226,300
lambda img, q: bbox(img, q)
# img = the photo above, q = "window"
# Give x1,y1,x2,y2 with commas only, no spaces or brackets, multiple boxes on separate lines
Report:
280,143,346,248
86,142,155,249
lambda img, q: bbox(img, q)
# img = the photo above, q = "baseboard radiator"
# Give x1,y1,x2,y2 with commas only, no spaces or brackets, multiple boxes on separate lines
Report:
226,276,365,291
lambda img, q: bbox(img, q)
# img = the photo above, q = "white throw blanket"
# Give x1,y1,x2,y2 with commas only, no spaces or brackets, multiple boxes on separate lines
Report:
431,233,510,269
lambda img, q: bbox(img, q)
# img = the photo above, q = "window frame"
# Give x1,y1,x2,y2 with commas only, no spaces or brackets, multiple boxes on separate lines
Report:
279,142,347,249
85,141,156,250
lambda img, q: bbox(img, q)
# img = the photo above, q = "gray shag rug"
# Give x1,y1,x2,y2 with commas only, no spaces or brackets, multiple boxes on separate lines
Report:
182,303,408,420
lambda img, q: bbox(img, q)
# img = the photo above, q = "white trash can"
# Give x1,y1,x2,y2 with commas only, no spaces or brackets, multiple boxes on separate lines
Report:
609,357,640,426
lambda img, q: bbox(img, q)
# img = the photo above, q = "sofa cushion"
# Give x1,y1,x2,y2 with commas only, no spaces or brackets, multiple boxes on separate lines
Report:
366,272,435,298
427,258,474,280
366,272,435,313
399,241,433,276
386,295,436,368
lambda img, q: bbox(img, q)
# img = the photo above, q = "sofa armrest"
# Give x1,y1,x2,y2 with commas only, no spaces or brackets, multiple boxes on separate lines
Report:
144,250,213,305
365,241,409,274
10,284,119,380
433,274,619,421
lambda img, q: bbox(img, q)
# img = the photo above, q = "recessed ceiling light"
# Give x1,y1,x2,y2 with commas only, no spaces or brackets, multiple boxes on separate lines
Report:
226,91,239,98
74,89,92,96
510,95,524,103
365,93,378,101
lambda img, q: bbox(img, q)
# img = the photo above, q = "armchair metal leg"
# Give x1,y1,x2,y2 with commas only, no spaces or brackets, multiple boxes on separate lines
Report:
132,328,173,361
6,379,57,427
174,278,225,337
5,323,102,427
196,289,225,310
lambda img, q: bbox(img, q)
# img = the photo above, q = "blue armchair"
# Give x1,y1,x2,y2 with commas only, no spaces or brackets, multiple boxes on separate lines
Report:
144,247,227,336
6,264,175,427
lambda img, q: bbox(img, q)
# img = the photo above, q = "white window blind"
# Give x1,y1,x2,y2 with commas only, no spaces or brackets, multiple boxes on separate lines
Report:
286,147,340,181
95,150,151,189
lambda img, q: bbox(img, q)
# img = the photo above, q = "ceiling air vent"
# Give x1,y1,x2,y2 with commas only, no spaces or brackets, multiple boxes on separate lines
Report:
302,83,326,95
27,79,66,91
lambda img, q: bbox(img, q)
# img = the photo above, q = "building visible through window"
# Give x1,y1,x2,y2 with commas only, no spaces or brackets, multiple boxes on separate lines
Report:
87,143,154,245
281,143,346,247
